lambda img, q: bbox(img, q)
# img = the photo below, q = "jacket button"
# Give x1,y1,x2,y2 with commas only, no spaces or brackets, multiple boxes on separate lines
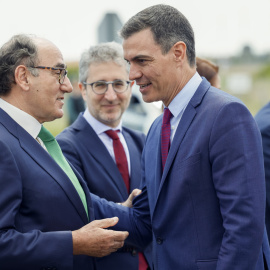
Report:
156,237,163,244
132,248,138,256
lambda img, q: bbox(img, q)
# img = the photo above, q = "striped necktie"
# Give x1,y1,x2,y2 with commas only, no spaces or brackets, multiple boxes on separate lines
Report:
161,108,172,171
105,129,130,192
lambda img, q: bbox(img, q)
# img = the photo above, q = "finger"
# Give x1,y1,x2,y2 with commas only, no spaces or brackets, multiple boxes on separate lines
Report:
91,217,119,229
113,230,129,241
113,240,125,249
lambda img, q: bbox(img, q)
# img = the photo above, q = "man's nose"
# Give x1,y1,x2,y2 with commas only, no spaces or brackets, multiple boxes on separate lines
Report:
104,84,117,100
129,64,142,81
61,76,73,93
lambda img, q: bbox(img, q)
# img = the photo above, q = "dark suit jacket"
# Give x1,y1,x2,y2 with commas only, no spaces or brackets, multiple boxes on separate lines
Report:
255,102,270,243
93,78,270,270
57,114,152,270
0,108,96,270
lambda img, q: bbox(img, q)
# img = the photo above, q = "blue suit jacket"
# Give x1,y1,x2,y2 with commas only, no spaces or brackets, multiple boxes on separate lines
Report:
57,114,152,270
255,102,270,244
0,109,96,270
93,78,270,270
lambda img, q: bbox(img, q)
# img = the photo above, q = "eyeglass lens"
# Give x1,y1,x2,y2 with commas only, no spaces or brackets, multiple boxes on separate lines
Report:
93,80,128,94
60,69,67,84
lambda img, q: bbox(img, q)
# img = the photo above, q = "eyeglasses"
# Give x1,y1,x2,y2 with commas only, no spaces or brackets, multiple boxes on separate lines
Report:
83,80,132,95
30,66,68,84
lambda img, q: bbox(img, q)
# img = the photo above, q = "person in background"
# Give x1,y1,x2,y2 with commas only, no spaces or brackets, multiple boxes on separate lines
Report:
255,103,270,244
196,56,221,88
66,81,85,125
92,4,270,269
57,42,152,270
0,34,130,270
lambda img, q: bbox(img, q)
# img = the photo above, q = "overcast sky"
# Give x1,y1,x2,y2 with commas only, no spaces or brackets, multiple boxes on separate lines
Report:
1,0,270,62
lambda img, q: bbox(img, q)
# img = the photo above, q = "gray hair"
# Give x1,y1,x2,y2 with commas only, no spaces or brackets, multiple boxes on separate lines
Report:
0,34,39,95
79,42,129,84
120,4,196,67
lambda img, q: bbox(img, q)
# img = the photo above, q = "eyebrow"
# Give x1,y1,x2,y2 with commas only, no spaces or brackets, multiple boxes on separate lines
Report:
55,63,66,69
130,55,152,61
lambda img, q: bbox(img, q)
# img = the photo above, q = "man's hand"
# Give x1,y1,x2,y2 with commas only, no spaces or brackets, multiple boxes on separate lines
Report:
72,217,128,257
120,188,142,208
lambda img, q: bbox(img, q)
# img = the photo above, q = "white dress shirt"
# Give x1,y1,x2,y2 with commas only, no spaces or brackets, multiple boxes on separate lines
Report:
0,98,42,138
83,109,131,175
166,72,202,142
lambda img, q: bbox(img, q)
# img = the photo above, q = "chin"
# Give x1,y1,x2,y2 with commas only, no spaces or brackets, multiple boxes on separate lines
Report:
142,95,155,103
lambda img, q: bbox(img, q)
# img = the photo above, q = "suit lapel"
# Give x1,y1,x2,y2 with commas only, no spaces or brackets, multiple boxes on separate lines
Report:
158,78,210,193
18,126,89,224
0,109,89,224
123,130,140,191
74,115,128,198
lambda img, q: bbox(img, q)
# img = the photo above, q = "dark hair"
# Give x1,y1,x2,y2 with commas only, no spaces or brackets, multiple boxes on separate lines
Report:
120,4,196,66
0,34,39,95
196,57,219,82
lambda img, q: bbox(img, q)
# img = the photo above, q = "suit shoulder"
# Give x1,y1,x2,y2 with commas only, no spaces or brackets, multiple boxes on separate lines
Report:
56,125,76,142
123,126,146,140
207,87,244,105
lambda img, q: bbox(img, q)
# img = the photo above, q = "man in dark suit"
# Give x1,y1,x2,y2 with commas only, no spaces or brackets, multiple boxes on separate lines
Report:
92,4,270,270
0,34,130,269
57,42,151,270
255,103,270,243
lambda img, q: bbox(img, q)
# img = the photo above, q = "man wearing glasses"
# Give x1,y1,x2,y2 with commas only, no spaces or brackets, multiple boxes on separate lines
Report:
0,34,131,270
57,42,152,270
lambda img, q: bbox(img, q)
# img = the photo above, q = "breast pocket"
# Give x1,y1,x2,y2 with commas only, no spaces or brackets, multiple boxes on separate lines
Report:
177,152,201,170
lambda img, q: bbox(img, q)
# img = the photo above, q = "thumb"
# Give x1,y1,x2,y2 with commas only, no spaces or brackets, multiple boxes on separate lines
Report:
133,188,142,196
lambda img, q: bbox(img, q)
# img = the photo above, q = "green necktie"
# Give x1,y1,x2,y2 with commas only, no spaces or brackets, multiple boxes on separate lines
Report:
38,125,88,218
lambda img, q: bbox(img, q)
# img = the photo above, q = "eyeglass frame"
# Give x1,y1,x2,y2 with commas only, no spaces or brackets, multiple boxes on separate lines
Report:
83,80,133,95
29,66,68,84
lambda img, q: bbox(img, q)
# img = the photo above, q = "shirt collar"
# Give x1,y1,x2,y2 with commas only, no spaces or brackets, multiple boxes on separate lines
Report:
166,72,202,118
0,98,41,138
83,108,123,135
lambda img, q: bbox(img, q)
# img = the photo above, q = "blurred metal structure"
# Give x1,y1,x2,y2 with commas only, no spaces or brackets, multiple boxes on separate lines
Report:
98,13,123,44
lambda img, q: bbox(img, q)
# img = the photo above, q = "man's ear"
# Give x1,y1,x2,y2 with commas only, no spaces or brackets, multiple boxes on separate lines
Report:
172,41,186,63
78,82,87,101
14,65,30,91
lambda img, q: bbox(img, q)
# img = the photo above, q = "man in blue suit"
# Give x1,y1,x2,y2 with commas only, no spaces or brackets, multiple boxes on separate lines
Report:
57,42,152,270
0,34,130,269
93,4,270,269
255,103,270,243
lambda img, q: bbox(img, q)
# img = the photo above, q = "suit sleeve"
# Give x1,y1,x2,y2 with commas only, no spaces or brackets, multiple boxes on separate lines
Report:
91,187,152,249
0,140,73,270
209,102,265,269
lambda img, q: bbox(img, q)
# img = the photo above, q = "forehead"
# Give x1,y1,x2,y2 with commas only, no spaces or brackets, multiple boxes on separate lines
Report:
88,61,128,79
122,28,162,60
35,38,65,66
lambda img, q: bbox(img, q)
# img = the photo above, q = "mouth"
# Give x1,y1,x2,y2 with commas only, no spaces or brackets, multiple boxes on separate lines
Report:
138,83,151,91
56,97,64,104
102,103,119,109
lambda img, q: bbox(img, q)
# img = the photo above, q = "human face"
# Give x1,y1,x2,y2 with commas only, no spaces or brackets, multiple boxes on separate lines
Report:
27,39,72,123
123,28,180,106
81,62,132,128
